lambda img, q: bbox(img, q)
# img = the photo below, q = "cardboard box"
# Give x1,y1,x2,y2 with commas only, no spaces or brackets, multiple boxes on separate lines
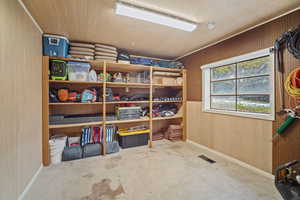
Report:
153,76,163,84
162,77,177,85
153,76,182,85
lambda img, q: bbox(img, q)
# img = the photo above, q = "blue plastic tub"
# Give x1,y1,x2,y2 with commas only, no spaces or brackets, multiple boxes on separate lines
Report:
43,34,69,57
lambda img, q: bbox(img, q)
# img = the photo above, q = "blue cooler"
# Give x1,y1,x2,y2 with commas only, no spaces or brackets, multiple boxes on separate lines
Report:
43,34,69,57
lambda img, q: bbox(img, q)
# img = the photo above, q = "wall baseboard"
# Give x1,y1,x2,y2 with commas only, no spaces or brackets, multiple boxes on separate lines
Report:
18,164,43,200
187,140,274,179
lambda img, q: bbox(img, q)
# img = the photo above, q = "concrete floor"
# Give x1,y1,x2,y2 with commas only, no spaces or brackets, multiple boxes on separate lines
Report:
25,140,281,200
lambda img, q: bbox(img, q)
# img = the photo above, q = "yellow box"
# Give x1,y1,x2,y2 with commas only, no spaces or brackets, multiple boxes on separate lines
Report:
118,129,150,136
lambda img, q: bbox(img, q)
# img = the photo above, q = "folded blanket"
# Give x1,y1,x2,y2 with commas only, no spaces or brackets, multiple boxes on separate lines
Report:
95,48,117,54
70,42,95,49
94,43,116,51
95,52,117,57
70,47,95,53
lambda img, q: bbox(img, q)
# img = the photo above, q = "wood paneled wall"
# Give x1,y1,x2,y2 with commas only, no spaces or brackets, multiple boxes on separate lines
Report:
187,101,273,173
0,0,42,199
181,10,300,173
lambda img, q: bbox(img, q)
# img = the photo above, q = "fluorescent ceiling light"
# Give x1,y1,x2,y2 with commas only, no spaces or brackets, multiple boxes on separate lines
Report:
115,2,197,32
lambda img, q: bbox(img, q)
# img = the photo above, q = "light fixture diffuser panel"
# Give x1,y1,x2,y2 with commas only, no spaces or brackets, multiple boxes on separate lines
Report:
115,2,197,32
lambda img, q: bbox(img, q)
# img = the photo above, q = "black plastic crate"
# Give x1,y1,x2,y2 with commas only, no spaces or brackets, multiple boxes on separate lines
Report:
118,133,148,148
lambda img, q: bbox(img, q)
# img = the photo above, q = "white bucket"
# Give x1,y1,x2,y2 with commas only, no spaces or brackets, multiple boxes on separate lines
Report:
49,136,67,164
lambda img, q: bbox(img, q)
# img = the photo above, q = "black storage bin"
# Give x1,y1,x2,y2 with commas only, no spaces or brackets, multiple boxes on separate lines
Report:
49,114,102,125
62,146,82,161
106,141,120,154
118,133,148,149
83,143,101,158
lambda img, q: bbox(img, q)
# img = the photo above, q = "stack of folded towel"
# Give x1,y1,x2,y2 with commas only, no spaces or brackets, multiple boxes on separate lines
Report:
69,42,95,60
94,44,117,62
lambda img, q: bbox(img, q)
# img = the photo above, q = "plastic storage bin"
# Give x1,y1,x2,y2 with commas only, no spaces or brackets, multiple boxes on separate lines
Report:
50,60,68,80
116,107,141,120
106,141,120,154
118,129,149,148
43,34,69,57
67,61,91,81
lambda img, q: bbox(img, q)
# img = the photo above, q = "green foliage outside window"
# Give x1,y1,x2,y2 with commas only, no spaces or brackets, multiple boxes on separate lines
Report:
210,56,271,114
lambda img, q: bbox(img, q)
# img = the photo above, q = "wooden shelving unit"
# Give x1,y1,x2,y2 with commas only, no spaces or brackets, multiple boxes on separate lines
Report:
42,56,187,166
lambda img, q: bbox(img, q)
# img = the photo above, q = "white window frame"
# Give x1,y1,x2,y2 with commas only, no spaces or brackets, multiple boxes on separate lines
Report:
201,48,275,121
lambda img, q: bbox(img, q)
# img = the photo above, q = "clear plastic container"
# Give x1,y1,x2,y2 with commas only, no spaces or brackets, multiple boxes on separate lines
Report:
67,61,90,81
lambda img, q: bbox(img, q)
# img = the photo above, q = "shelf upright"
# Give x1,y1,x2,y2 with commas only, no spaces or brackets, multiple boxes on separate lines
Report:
102,61,107,155
182,69,187,141
42,56,50,166
149,66,153,147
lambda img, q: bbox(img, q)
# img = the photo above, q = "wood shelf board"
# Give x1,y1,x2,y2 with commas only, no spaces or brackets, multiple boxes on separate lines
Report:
49,80,103,85
152,101,182,103
106,62,150,72
106,82,150,88
49,121,103,129
106,118,150,124
49,102,103,105
152,66,183,72
106,101,149,104
153,115,183,121
152,84,183,88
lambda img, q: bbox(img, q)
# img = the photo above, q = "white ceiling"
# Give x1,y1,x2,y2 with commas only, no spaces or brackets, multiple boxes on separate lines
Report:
23,0,300,59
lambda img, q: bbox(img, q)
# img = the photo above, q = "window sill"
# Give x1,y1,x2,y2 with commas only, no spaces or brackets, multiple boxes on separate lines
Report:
203,108,274,121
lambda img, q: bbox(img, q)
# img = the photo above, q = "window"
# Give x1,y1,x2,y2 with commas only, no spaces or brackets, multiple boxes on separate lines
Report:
201,48,274,120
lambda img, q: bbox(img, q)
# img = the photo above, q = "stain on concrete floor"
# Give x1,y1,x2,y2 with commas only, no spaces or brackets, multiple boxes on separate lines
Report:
82,173,94,179
169,144,182,150
81,179,124,200
105,155,122,169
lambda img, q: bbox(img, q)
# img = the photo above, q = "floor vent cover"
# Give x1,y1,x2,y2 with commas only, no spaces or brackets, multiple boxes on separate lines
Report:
198,155,216,164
